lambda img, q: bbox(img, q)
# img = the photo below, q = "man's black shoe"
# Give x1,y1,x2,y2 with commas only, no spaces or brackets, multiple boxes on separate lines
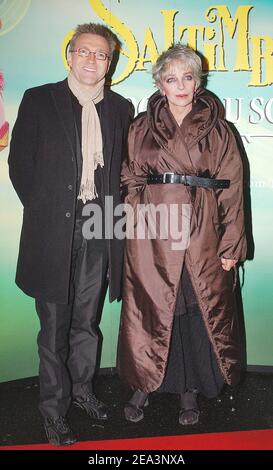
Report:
73,392,109,420
44,416,77,446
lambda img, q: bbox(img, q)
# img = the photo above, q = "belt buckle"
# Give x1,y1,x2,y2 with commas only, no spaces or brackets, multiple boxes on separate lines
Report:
162,172,174,183
183,175,189,186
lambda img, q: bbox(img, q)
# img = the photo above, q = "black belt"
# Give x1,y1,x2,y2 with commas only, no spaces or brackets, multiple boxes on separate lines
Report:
147,173,230,189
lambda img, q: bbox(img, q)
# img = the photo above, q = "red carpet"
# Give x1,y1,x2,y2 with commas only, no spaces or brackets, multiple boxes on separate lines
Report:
1,429,273,450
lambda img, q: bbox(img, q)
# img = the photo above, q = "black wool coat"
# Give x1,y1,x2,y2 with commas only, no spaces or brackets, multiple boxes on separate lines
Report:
8,79,132,303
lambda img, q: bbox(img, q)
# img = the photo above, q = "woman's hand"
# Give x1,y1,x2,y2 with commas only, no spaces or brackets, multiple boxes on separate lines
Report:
221,258,237,271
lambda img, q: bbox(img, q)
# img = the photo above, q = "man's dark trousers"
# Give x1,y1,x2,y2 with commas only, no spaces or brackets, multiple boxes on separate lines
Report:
36,216,108,418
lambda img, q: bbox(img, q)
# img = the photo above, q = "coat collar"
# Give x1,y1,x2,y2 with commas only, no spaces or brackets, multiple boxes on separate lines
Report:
147,88,224,149
51,79,117,169
100,87,117,174
50,79,75,156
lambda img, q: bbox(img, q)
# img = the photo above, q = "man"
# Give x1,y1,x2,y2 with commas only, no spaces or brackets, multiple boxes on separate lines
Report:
8,23,132,446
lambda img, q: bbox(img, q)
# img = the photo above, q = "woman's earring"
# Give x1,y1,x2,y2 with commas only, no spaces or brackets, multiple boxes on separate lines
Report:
193,90,197,104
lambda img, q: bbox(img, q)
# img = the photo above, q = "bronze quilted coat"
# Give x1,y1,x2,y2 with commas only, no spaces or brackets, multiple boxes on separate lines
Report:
118,88,247,391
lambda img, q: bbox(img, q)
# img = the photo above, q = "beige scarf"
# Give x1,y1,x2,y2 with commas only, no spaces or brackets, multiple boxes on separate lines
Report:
68,72,105,203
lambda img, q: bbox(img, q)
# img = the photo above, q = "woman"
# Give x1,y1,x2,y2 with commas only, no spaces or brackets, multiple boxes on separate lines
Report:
117,45,246,425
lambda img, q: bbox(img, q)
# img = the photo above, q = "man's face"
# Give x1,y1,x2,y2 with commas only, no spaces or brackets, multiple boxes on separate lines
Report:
68,33,110,89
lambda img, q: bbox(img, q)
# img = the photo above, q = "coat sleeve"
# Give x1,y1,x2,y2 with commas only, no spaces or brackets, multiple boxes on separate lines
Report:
8,90,38,206
120,100,134,174
121,118,147,203
215,122,247,262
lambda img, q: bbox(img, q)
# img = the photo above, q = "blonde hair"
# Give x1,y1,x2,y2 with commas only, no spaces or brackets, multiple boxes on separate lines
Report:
152,44,203,89
69,23,121,58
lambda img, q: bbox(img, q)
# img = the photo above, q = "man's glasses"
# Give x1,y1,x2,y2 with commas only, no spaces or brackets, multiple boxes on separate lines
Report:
70,48,109,61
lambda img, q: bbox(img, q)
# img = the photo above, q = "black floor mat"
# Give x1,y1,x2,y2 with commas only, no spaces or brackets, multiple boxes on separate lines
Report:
1,372,273,446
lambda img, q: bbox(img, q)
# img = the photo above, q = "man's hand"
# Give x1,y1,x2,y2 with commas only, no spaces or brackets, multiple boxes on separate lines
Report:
221,258,237,271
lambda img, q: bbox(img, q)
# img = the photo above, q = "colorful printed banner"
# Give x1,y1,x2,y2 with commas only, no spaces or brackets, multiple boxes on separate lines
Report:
0,0,272,381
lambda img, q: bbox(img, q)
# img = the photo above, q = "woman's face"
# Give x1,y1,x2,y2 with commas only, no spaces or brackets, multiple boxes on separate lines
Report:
160,60,197,116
